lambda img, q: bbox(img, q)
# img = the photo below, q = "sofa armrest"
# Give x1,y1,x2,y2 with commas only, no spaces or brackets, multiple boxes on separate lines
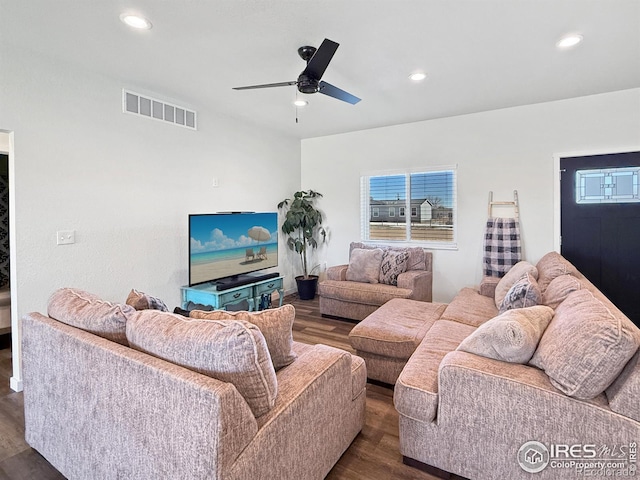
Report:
398,350,638,480
436,350,634,439
326,264,348,281
22,313,258,480
479,276,499,298
398,270,432,302
228,344,364,479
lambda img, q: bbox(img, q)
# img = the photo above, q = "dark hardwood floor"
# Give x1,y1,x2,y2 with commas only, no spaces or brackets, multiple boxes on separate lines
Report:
0,298,438,480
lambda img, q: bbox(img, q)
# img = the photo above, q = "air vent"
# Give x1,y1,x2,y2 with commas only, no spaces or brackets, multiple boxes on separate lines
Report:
122,89,197,130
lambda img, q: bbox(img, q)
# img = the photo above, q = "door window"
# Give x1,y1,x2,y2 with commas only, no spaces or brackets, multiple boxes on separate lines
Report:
576,167,639,204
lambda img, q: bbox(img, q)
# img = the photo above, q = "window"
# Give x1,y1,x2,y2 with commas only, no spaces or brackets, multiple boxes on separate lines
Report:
372,207,379,217
575,167,639,204
361,167,457,248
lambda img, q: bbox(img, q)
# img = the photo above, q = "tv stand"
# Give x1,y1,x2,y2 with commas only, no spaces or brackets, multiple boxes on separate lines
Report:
181,274,284,312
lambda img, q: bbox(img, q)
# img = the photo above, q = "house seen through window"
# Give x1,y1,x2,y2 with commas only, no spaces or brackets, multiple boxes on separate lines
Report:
360,168,457,247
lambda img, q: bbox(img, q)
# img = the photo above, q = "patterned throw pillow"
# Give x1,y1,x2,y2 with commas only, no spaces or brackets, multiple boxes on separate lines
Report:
499,273,541,314
126,289,168,312
494,261,538,308
379,249,410,286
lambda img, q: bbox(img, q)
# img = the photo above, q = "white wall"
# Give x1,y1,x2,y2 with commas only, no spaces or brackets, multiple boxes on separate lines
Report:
0,46,301,389
0,133,9,154
302,88,640,303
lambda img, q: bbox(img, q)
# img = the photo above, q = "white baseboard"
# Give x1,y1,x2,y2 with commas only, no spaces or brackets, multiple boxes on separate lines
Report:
10,376,23,392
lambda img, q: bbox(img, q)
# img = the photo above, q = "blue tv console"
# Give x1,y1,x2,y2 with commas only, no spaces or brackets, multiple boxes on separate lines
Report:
181,275,284,312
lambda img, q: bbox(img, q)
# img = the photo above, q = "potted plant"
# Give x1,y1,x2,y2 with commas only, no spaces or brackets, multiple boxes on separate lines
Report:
277,190,327,300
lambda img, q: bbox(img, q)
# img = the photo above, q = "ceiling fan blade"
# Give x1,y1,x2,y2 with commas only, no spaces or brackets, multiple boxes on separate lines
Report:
302,39,339,80
233,81,297,90
318,81,361,105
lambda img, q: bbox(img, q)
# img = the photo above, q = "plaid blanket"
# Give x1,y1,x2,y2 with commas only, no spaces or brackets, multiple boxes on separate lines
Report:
483,217,521,277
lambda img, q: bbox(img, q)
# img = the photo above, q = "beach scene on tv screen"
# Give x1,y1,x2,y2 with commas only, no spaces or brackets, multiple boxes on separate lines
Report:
190,213,278,284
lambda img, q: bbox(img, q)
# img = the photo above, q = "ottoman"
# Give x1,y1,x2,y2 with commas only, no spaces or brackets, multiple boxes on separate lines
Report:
348,298,447,384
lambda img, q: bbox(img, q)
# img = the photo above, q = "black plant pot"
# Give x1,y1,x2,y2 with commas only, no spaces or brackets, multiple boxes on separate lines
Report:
295,275,319,300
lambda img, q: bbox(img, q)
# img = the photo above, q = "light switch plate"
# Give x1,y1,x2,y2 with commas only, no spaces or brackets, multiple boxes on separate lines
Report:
57,230,75,245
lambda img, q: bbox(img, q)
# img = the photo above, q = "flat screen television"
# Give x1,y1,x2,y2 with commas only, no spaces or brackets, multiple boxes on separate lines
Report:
189,212,278,287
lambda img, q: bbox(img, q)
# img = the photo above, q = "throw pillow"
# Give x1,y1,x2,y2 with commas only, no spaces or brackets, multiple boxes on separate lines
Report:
379,249,410,286
494,261,538,308
529,289,640,399
348,242,426,271
48,288,134,345
126,310,277,417
536,251,578,293
189,304,297,369
498,273,541,314
346,248,383,284
457,305,554,363
542,274,583,309
126,289,168,312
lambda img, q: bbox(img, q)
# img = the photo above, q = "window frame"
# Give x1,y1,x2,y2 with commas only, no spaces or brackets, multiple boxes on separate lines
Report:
360,165,457,250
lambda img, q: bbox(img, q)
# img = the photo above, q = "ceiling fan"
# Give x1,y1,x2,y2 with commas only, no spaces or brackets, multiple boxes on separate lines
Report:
232,38,361,105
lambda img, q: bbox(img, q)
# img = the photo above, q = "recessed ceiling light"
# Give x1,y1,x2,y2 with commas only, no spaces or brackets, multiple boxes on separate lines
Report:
409,72,427,82
120,13,152,30
293,99,308,107
556,34,583,49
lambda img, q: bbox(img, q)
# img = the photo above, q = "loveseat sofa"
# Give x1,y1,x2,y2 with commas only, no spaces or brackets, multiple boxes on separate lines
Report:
352,252,640,479
22,289,366,480
319,242,433,321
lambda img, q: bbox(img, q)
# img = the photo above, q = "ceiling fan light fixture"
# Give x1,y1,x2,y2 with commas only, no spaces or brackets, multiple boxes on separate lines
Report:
556,34,583,49
120,13,153,30
294,99,308,107
409,72,427,82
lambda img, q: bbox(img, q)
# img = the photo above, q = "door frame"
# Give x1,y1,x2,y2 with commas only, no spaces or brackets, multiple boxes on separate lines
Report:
552,145,640,254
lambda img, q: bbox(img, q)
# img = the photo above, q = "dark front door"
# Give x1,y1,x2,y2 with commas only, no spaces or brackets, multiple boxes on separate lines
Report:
560,151,640,327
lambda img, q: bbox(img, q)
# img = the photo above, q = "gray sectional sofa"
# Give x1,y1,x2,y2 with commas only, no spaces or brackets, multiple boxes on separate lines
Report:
351,252,640,479
22,290,366,480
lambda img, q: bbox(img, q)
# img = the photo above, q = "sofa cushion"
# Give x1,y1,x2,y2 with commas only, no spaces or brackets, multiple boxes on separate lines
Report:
494,261,538,308
349,242,426,271
530,289,640,399
126,310,278,417
536,251,578,293
457,305,554,363
395,319,477,423
48,288,134,345
379,249,409,286
605,349,640,422
125,289,168,312
542,274,583,309
319,279,414,306
498,272,541,314
441,287,498,328
189,304,297,369
346,248,383,284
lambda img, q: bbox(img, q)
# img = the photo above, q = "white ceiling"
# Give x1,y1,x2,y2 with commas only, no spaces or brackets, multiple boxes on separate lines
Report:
2,0,639,139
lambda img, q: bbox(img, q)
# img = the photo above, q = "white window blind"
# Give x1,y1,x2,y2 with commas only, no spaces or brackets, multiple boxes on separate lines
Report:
360,167,457,249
